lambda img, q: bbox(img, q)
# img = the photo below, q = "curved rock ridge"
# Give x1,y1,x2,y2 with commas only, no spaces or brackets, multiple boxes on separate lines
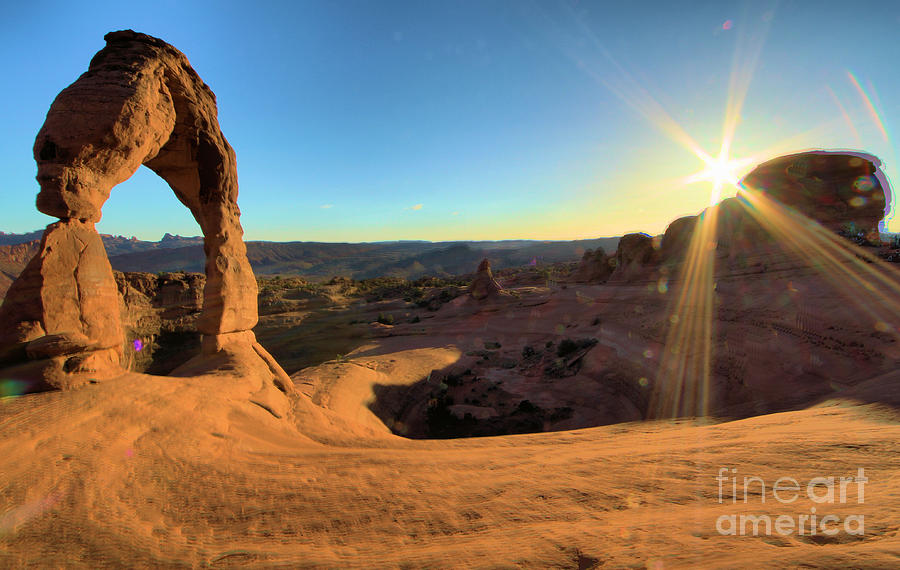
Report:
0,31,291,393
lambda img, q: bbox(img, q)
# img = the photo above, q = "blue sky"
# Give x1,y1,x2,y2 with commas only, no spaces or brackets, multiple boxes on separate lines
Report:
2,0,900,241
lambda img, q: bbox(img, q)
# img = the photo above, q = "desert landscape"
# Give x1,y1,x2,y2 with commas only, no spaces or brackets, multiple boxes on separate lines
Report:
3,6,900,570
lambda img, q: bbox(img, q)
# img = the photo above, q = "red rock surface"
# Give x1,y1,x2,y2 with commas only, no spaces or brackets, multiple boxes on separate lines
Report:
0,221,122,387
659,215,697,262
574,247,614,282
610,232,657,281
740,150,888,236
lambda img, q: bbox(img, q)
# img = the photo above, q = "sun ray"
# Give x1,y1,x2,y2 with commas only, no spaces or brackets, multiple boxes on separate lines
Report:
737,186,900,342
556,5,900,420
650,206,719,419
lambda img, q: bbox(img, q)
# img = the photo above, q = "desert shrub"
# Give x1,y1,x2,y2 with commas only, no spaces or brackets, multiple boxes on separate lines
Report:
522,345,536,358
484,341,501,350
425,394,476,438
413,276,468,288
544,359,569,378
376,312,394,325
356,277,432,302
557,337,599,358
516,400,540,414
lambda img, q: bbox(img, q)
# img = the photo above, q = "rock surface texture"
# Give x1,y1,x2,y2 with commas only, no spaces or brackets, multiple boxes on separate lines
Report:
468,258,503,300
0,30,291,393
610,233,658,282
575,248,614,283
740,150,889,237
659,216,697,263
116,271,205,375
0,239,40,300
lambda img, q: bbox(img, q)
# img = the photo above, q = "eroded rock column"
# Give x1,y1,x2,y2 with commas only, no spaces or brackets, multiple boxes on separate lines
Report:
0,220,123,388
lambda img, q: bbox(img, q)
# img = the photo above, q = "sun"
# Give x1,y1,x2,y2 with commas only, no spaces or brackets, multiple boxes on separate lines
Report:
703,155,741,188
685,146,756,205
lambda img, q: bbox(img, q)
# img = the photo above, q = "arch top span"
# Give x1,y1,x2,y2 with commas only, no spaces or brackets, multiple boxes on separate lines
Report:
0,30,291,393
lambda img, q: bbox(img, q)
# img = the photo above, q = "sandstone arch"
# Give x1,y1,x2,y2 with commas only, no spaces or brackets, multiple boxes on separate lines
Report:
0,31,292,392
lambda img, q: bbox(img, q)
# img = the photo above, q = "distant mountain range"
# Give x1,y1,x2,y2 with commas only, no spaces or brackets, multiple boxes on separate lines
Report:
104,238,621,279
0,231,621,297
0,231,205,255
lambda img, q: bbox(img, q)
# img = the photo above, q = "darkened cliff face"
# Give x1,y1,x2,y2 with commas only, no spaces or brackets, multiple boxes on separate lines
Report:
115,271,204,374
739,150,889,236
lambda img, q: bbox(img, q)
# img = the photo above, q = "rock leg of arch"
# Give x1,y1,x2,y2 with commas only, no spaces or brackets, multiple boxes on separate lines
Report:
0,30,294,394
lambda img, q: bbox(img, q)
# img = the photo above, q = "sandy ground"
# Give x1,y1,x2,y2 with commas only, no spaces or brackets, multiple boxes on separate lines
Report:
1,360,898,567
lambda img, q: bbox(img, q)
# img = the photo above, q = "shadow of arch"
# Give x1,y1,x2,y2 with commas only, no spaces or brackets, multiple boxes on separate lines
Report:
0,30,292,393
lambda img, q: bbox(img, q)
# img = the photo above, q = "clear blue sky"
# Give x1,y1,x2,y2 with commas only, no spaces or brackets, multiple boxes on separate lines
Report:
2,0,899,241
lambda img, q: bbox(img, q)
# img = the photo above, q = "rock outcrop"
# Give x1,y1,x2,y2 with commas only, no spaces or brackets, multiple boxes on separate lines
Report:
574,248,614,283
0,221,122,387
659,216,697,263
468,258,503,300
0,30,292,393
0,239,40,301
739,150,889,238
609,233,658,282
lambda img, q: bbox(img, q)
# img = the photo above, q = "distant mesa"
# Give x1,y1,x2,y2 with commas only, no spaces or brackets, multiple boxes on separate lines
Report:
0,30,291,394
160,232,201,244
468,258,503,300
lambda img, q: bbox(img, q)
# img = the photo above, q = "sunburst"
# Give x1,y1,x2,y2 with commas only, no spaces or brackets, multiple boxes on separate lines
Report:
683,145,757,205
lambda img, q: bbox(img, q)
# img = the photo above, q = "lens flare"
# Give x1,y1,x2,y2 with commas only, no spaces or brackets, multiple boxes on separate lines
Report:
737,186,900,343
825,85,862,148
846,71,889,143
0,379,29,399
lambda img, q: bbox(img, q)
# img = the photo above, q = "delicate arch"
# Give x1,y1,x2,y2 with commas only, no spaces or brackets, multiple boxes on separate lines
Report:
0,31,289,392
